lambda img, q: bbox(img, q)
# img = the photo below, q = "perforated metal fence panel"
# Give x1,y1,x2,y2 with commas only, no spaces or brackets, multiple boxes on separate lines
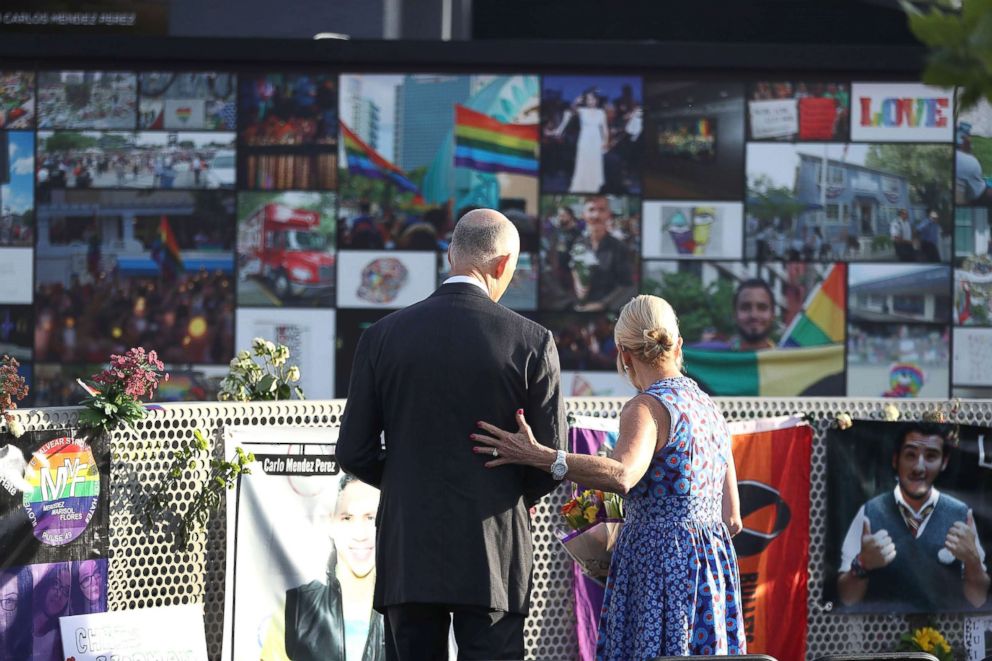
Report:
5,397,990,660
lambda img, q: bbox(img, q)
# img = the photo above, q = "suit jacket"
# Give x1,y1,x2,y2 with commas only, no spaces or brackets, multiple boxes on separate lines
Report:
336,282,567,615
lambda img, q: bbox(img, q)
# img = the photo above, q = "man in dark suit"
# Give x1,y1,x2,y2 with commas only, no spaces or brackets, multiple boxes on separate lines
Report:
336,209,568,661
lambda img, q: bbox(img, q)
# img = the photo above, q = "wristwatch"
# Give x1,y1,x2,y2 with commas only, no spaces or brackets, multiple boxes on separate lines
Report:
849,554,869,579
550,450,568,481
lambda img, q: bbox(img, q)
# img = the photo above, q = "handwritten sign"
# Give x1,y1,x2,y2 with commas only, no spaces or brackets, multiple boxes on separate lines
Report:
749,99,798,139
59,604,208,661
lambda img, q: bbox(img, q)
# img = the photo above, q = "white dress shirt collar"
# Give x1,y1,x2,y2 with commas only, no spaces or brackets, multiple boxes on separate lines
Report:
894,484,940,521
443,275,489,296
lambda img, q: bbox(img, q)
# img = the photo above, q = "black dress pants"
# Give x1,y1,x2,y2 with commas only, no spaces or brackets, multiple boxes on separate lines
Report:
384,603,525,661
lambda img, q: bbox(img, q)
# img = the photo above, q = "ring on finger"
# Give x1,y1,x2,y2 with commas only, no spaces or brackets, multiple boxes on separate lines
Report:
491,448,499,458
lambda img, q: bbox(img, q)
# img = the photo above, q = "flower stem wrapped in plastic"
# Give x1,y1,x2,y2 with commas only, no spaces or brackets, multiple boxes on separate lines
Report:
557,489,624,586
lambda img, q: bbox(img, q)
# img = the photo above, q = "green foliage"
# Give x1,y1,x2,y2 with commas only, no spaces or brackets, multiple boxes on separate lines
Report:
871,234,894,251
138,428,255,548
903,0,992,110
970,134,992,174
747,174,807,224
864,144,953,217
219,338,304,402
78,393,147,434
41,131,98,152
641,271,736,342
179,445,254,547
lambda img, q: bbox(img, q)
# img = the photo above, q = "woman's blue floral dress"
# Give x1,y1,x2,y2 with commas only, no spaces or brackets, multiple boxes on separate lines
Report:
596,376,746,659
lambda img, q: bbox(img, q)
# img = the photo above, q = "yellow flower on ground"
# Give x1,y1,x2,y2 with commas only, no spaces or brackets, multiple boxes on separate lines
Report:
912,627,946,653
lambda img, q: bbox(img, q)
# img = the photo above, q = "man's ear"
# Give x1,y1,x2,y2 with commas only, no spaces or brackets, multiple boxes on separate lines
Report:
446,246,453,270
494,253,510,279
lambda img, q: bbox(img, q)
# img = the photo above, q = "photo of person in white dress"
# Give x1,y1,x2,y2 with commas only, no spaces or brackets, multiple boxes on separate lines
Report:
541,76,642,196
554,89,608,193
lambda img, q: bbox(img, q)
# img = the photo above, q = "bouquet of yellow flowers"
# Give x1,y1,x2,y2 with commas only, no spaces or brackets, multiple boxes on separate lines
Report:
557,489,624,585
896,626,954,661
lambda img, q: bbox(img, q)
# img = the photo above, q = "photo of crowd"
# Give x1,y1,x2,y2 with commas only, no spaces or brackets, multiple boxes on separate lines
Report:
540,75,642,196
1,131,35,247
37,131,236,191
236,191,336,307
746,143,952,262
539,194,639,312
338,74,541,253
139,72,237,131
37,71,137,130
747,81,850,142
0,72,34,129
34,190,236,365
846,322,949,398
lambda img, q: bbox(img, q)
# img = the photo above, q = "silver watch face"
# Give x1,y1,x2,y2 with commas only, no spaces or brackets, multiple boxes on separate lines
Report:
551,460,567,480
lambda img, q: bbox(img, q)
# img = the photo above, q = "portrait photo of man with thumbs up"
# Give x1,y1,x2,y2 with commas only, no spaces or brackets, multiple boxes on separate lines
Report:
827,422,992,613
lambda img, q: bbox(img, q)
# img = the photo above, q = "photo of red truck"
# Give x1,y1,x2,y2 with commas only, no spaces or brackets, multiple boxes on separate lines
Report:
237,194,336,306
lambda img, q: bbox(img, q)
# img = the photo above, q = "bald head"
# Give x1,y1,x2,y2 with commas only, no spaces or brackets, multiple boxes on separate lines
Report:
448,209,520,271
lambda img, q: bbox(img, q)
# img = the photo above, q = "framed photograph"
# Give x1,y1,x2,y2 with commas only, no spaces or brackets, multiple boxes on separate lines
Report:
38,131,236,191
34,190,236,364
1,130,35,246
539,194,639,312
747,81,850,142
746,143,952,262
37,71,137,130
139,72,237,131
642,201,743,260
848,264,951,324
336,251,436,309
824,420,992,613
236,192,336,307
0,71,35,129
643,81,744,200
846,322,949,398
850,83,953,143
540,75,642,196
235,308,336,399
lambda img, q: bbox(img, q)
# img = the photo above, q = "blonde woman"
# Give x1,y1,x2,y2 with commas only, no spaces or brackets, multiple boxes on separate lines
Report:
473,294,746,658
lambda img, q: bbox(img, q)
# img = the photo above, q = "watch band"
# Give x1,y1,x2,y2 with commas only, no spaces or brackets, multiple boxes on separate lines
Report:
551,449,568,480
849,554,869,579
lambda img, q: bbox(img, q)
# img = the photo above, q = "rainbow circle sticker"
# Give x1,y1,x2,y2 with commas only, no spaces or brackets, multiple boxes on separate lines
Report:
21,436,100,546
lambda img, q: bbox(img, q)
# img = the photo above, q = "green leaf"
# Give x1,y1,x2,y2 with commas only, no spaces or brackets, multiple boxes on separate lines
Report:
964,0,992,28
909,8,966,47
257,374,277,394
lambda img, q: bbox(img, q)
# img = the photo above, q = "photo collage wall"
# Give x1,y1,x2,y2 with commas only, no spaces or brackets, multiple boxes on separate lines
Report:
0,69,983,403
